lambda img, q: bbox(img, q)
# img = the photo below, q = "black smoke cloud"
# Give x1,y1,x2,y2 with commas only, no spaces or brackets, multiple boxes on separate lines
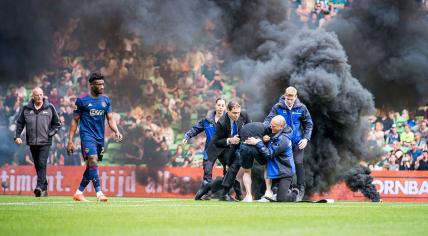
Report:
0,0,386,200
0,0,72,83
343,166,381,202
232,28,379,197
0,0,223,83
328,0,428,109
217,0,382,200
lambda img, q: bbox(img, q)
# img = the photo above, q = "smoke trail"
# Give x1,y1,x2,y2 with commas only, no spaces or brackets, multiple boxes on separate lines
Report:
0,0,386,200
233,28,380,198
0,0,224,83
0,126,16,165
0,0,73,83
343,166,381,202
328,0,428,108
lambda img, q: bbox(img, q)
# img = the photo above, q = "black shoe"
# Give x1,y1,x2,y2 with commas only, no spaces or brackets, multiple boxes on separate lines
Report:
296,186,305,201
219,194,237,202
201,192,212,200
41,190,48,197
34,188,42,197
194,182,211,200
235,193,244,201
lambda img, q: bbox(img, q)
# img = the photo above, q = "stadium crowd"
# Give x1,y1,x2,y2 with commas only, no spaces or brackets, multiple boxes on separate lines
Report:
367,109,428,171
1,0,428,172
0,14,241,168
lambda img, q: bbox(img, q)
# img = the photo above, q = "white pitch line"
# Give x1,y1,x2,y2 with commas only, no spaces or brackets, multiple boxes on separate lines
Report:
0,199,182,206
1,201,427,208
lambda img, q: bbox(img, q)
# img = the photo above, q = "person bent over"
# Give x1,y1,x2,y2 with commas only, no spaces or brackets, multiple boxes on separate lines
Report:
245,115,298,202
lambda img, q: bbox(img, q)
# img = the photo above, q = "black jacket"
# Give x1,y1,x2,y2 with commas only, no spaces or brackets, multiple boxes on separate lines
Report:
207,111,250,163
15,98,61,146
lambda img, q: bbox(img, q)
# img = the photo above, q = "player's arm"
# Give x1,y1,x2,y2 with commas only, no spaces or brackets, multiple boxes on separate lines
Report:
106,112,123,142
67,114,80,155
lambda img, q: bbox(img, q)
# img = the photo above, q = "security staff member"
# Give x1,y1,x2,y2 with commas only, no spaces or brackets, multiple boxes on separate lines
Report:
15,87,61,197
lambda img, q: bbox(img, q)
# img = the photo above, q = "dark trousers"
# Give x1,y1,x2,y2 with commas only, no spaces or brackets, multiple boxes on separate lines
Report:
29,145,51,191
272,177,297,202
221,152,241,189
293,145,305,187
203,157,227,183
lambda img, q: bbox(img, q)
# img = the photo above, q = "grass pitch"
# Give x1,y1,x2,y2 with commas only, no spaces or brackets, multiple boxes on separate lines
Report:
0,196,427,236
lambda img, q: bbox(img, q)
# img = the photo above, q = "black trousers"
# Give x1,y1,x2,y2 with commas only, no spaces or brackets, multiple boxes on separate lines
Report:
221,152,241,189
272,177,297,202
293,145,305,187
29,145,51,191
203,156,227,183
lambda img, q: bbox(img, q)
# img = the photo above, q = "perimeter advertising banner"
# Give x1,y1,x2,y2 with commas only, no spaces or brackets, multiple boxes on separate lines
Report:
1,166,428,202
312,171,428,202
0,166,222,198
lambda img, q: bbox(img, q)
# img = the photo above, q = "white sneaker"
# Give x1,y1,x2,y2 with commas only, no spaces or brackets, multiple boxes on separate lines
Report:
265,194,277,202
264,191,274,199
242,196,253,202
256,198,270,202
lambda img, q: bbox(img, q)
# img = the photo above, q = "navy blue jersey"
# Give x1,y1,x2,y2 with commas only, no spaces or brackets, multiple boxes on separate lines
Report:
74,95,111,143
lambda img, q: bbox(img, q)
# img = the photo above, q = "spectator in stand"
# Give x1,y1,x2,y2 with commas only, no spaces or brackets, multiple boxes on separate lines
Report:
386,124,400,145
415,121,427,144
408,141,423,162
318,10,333,30
149,67,166,89
142,129,160,166
386,153,399,171
415,150,428,171
4,86,18,117
414,133,427,151
399,152,414,171
41,77,52,95
308,12,320,29
296,0,311,27
49,87,61,109
207,70,224,92
194,73,208,95
142,115,160,133
142,80,155,106
400,124,414,148
0,96,7,126
395,111,407,133
189,46,205,72
373,122,385,146
170,144,185,167
158,118,174,146
155,140,172,167
184,145,195,167
382,111,395,131
16,82,27,99
201,59,217,82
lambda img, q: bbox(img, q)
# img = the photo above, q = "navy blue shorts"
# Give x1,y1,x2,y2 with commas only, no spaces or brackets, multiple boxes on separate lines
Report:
81,140,104,161
239,144,266,169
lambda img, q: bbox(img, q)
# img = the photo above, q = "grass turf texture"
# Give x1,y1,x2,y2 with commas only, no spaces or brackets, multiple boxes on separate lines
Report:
1,196,427,236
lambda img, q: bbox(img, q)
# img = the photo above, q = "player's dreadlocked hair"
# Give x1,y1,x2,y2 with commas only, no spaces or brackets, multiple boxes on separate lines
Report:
88,72,104,83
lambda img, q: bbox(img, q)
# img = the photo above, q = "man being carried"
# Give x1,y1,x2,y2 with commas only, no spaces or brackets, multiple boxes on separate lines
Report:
245,115,298,202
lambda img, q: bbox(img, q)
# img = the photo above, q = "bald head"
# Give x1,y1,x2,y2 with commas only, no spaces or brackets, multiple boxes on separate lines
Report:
271,115,286,133
32,87,44,105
